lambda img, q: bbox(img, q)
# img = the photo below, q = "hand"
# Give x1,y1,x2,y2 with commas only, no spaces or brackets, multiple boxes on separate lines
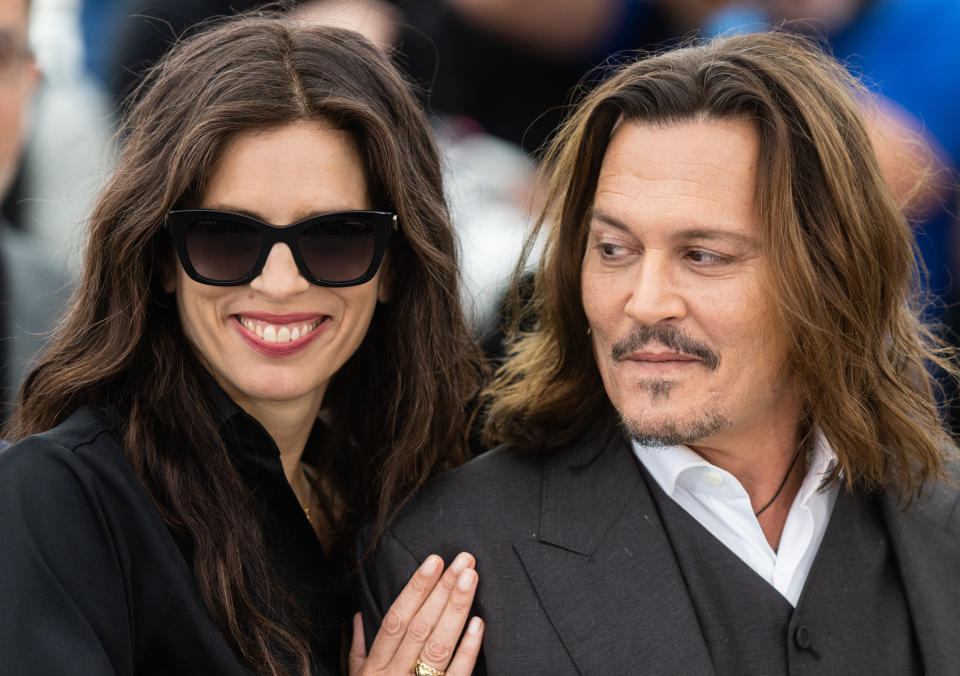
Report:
350,552,484,676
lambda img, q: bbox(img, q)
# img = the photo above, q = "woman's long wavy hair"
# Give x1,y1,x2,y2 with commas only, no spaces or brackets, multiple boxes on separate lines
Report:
7,15,483,676
485,31,957,499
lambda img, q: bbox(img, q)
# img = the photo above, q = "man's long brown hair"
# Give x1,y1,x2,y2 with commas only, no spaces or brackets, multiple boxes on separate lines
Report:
6,16,483,675
486,31,957,499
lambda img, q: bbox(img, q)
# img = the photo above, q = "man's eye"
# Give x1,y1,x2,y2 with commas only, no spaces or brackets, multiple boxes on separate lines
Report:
686,249,728,265
598,243,628,257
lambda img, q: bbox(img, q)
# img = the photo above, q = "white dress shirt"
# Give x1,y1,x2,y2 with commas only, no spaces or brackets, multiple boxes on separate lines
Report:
633,429,839,606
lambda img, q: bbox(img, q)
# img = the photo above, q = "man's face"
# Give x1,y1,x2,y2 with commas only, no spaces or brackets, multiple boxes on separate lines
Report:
581,118,802,450
0,0,37,198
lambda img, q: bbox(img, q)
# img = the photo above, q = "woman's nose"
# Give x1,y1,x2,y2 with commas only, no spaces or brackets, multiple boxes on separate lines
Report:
248,243,311,297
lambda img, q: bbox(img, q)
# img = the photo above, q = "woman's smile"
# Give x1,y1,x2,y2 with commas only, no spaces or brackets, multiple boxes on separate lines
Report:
232,313,330,357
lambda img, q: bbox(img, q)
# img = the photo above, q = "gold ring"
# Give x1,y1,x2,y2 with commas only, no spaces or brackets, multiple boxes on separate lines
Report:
413,658,445,676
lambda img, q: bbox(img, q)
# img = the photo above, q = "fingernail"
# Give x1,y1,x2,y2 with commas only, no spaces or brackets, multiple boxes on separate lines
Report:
457,568,476,590
421,555,441,576
468,617,483,634
450,552,471,574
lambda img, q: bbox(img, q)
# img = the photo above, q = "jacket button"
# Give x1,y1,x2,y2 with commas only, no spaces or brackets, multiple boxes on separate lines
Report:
794,625,811,650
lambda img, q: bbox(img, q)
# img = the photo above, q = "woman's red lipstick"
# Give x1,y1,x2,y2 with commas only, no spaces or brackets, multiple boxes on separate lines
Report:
232,313,329,358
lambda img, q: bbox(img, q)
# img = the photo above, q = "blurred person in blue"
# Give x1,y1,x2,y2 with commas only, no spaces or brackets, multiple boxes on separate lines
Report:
0,0,70,422
106,0,272,103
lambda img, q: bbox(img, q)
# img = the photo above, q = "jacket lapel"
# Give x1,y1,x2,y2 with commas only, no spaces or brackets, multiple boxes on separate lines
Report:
881,477,960,674
513,431,714,674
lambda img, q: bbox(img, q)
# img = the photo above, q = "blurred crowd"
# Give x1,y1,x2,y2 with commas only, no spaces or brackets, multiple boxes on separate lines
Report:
3,0,959,420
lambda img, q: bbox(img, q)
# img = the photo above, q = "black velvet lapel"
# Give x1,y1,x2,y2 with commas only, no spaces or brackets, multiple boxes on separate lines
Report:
512,432,715,674
880,476,960,675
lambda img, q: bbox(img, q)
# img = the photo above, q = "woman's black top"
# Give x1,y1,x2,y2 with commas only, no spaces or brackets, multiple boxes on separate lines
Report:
0,382,350,675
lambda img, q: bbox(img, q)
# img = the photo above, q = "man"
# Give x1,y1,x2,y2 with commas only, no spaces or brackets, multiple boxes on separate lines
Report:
0,0,35,197
360,32,960,674
0,0,69,421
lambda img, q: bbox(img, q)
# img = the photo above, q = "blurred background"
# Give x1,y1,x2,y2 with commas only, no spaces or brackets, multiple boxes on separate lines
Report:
3,0,959,420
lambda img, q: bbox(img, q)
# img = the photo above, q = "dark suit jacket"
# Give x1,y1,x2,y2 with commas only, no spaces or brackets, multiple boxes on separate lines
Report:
359,430,960,674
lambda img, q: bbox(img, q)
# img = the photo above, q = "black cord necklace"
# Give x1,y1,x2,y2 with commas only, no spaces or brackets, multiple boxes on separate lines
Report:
753,445,803,517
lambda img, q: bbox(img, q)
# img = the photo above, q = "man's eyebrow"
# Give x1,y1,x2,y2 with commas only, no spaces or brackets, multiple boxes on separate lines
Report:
674,228,758,248
589,208,758,247
588,208,633,234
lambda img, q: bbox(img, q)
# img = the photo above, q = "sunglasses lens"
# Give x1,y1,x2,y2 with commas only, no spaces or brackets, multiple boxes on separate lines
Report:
299,217,377,283
185,218,262,282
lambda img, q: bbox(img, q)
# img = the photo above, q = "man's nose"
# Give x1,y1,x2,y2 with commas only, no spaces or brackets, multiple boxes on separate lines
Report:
249,243,311,297
622,254,687,325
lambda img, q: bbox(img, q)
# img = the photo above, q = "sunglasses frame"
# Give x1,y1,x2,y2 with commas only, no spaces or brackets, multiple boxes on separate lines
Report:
167,209,398,287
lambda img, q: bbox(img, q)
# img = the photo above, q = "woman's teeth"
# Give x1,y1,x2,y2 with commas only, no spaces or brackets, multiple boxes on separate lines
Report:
240,317,321,343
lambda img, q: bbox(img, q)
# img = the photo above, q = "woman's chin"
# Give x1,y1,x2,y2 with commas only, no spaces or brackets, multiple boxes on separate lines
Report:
217,370,329,411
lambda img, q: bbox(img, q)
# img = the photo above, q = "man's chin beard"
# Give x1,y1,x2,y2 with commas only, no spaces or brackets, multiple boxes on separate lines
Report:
620,410,729,447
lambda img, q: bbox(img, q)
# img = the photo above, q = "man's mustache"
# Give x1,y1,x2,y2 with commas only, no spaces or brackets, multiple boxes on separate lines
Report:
610,325,720,371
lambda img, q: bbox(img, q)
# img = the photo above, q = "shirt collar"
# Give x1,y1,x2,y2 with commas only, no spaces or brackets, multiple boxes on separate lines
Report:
632,441,713,497
631,427,839,500
796,427,839,506
196,367,246,430
196,368,324,467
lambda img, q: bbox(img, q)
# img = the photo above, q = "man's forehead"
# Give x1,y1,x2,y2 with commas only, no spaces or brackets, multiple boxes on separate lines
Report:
590,118,762,242
598,116,759,171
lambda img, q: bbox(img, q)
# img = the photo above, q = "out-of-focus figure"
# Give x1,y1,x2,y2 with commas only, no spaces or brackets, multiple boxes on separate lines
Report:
0,0,36,198
0,0,71,422
18,0,115,271
107,0,268,104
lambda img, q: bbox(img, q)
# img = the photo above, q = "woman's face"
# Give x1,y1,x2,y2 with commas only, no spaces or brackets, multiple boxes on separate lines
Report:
166,121,388,419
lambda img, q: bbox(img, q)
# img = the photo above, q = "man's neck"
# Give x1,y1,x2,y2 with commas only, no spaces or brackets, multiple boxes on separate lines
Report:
689,419,807,549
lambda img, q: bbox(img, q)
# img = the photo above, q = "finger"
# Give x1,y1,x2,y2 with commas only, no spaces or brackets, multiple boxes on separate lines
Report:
413,567,478,674
348,613,366,676
445,617,484,676
390,553,475,670
365,554,444,667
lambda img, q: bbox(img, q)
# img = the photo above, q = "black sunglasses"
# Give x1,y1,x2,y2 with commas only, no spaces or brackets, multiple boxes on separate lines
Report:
167,209,397,287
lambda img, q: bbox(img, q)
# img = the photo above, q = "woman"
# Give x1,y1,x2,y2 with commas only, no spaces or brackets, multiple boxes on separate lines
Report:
0,14,484,676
